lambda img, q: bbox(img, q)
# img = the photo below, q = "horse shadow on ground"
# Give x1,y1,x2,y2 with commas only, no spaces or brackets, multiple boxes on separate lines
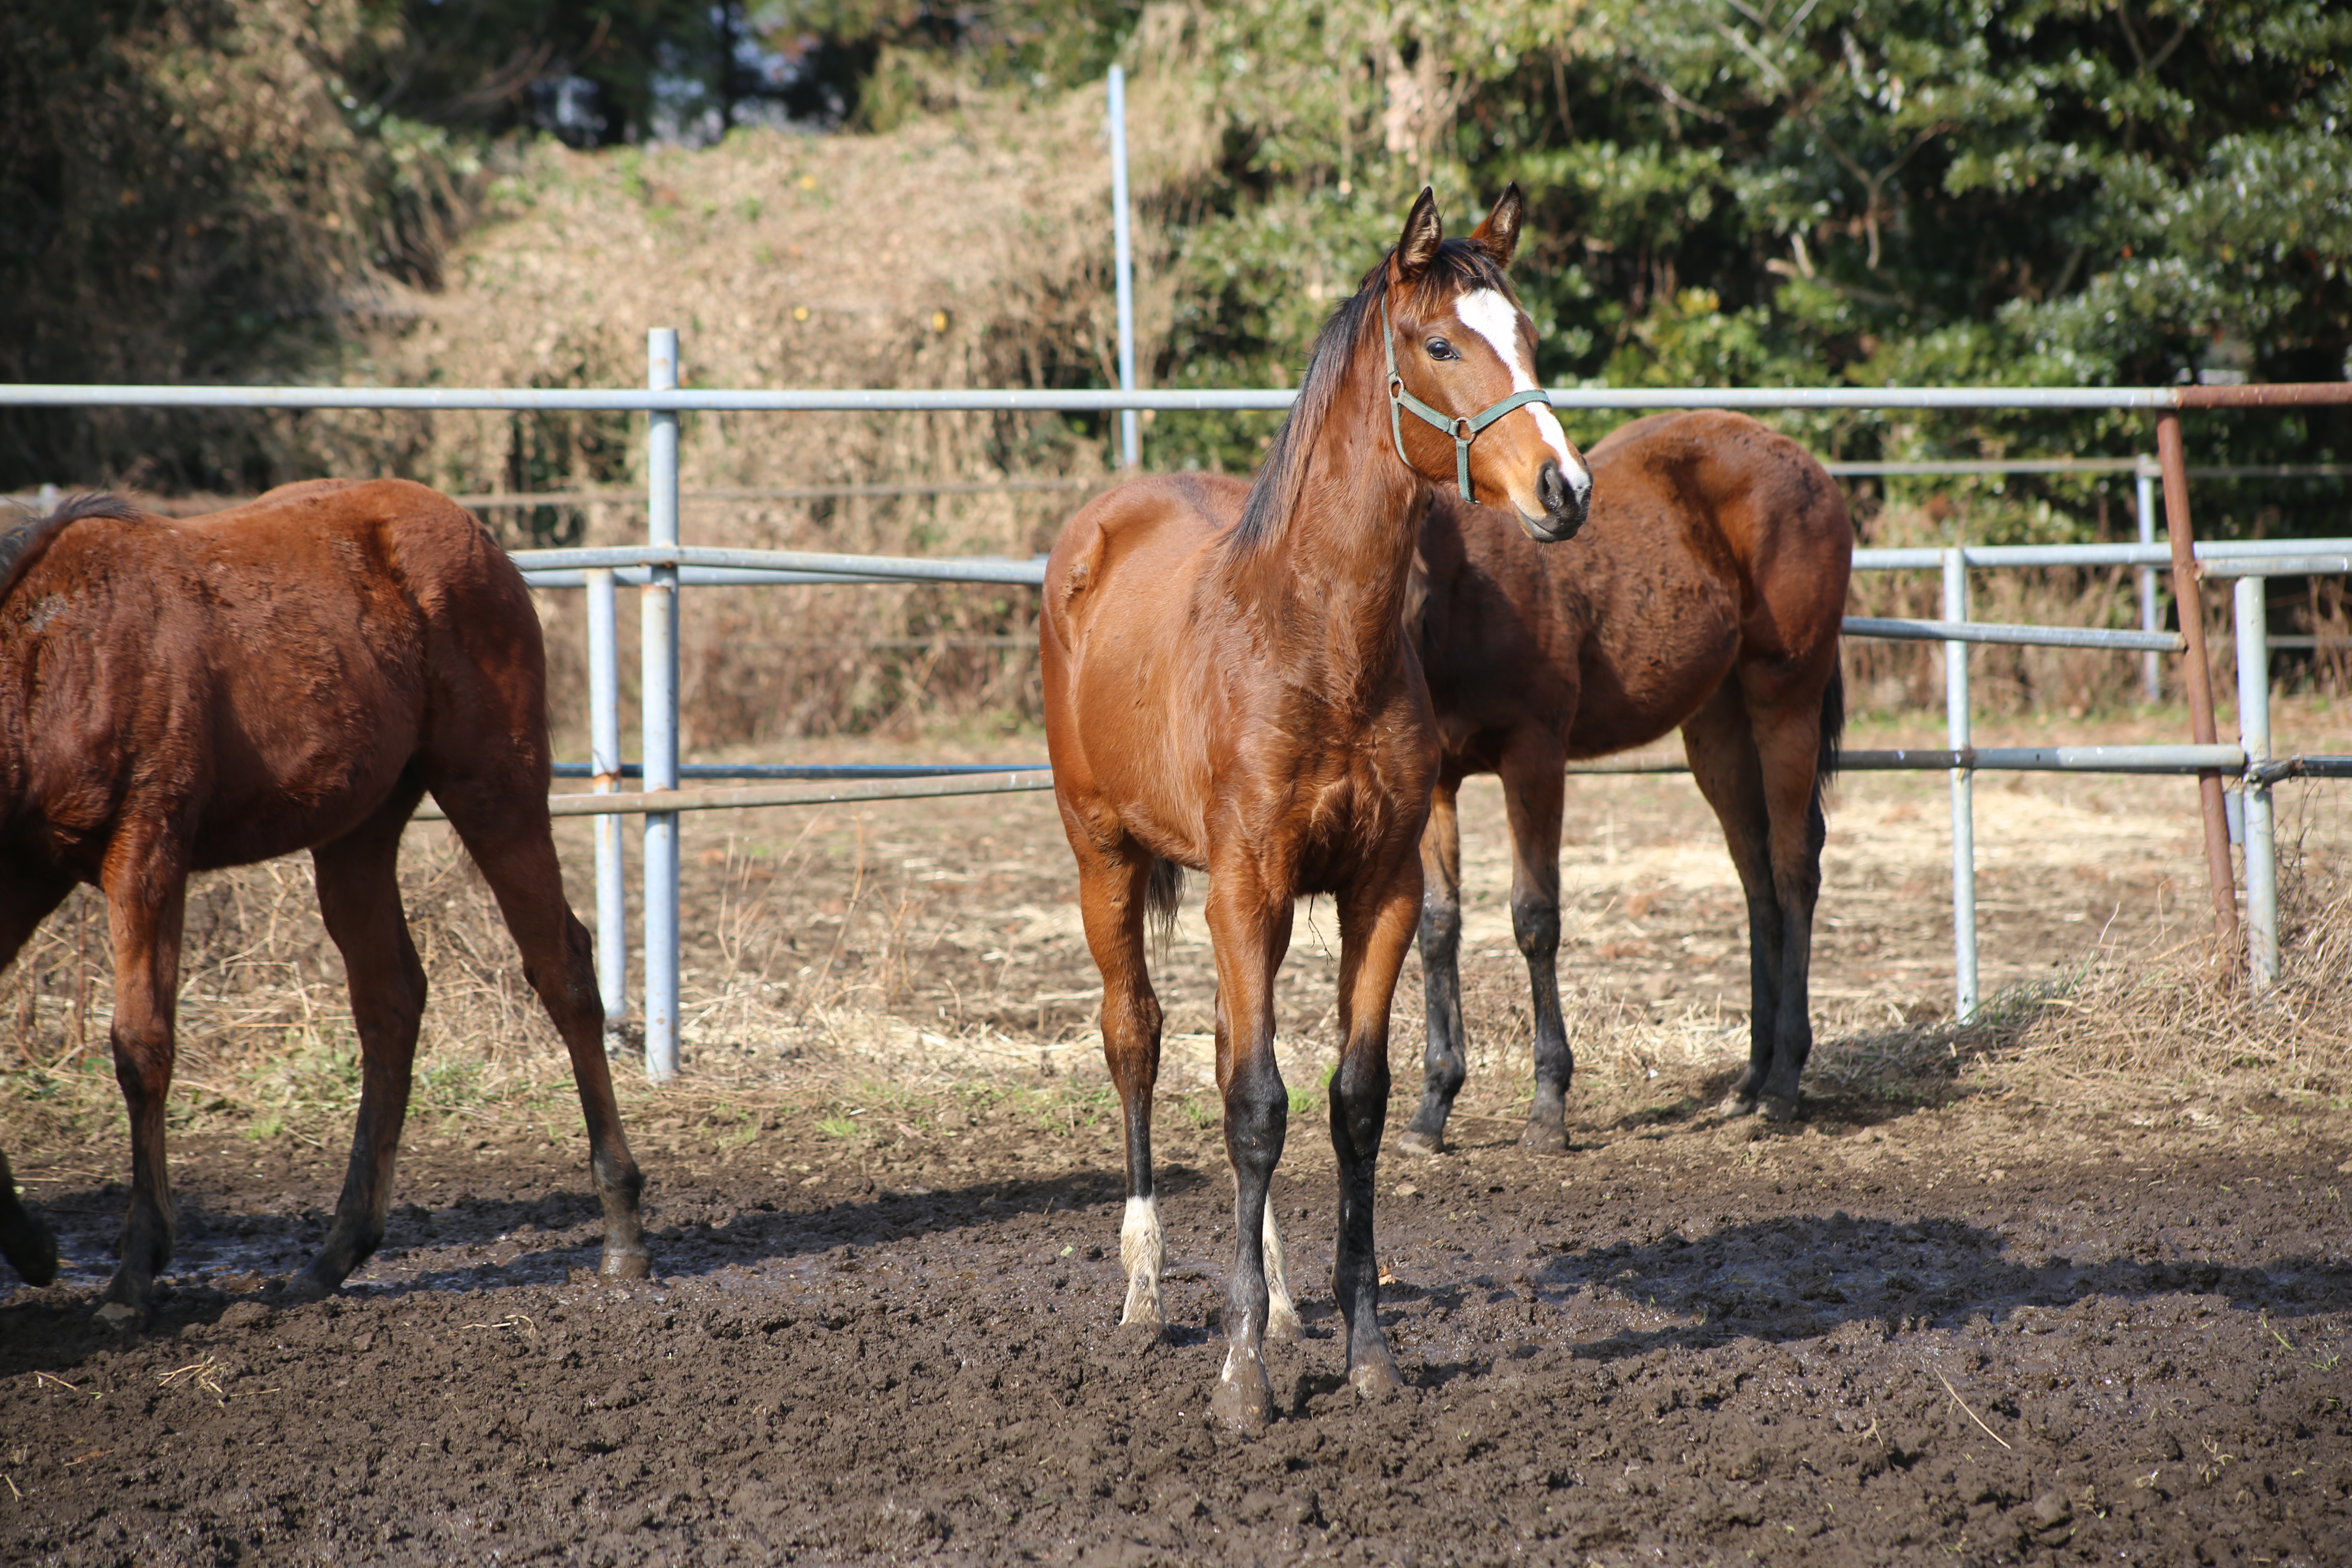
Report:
1512,1209,2352,1372
0,1160,1220,1336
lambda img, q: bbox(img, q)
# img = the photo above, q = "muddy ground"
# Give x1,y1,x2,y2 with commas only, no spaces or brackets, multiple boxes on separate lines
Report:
4,713,2351,1564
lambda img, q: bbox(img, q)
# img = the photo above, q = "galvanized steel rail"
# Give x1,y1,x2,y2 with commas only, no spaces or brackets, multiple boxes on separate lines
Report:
10,371,2349,1070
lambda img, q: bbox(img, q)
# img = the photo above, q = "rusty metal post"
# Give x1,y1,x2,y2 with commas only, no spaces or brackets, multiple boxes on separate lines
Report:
2156,411,2241,971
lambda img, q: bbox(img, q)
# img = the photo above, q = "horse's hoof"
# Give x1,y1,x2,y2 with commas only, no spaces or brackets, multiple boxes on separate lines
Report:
1393,1127,1445,1157
1760,1095,1800,1125
1116,1316,1165,1355
282,1268,339,1304
1349,1348,1403,1401
1717,1092,1758,1119
1209,1370,1274,1432
1516,1120,1570,1154
601,1247,653,1280
1265,1299,1303,1345
93,1301,145,1333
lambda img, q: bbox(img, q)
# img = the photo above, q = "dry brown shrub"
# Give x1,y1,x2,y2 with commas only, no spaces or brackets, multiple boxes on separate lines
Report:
1843,499,2196,719
290,75,1216,752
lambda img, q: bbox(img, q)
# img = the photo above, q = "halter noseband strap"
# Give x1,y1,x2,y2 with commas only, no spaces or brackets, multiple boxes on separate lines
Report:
1382,296,1554,503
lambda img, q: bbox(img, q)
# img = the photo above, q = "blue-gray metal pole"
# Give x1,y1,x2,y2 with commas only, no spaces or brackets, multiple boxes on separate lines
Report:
1109,67,1140,470
1944,547,1978,1018
2136,459,2161,703
587,567,628,1028
2236,576,2278,990
643,330,682,1081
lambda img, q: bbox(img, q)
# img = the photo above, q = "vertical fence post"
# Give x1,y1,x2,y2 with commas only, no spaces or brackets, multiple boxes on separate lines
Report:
2136,457,2161,704
2235,575,2278,991
587,566,628,1028
1944,546,1978,1019
643,329,682,1081
2157,410,2242,973
1108,66,1140,471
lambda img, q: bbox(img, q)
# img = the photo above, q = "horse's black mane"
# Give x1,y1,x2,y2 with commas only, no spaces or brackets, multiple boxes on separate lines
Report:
0,492,143,605
1224,236,1515,560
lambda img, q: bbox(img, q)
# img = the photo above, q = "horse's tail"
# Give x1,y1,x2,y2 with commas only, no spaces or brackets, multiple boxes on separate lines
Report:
1813,660,1846,815
0,492,140,606
1145,857,1185,956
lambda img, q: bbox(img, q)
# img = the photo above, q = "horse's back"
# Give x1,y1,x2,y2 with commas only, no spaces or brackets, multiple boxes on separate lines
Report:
1,479,538,870
1421,410,1849,761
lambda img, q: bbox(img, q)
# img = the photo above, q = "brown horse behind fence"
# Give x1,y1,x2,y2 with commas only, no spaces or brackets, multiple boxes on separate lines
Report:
0,481,648,1324
1042,187,1588,1428
1401,410,1850,1149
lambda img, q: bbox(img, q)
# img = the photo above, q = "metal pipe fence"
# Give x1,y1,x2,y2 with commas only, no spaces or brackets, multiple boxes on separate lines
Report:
10,362,2349,1062
12,365,2351,1060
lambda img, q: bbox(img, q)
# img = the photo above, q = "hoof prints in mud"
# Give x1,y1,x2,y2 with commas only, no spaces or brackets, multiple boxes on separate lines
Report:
4,1110,2350,1566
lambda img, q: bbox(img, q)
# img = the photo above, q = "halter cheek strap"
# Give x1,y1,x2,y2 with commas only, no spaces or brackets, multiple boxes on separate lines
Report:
1383,297,1555,503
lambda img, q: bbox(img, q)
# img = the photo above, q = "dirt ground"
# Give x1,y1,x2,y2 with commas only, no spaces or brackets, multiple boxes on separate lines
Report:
4,710,2351,1564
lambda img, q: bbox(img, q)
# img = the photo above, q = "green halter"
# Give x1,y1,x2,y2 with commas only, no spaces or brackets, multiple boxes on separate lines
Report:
1382,296,1555,503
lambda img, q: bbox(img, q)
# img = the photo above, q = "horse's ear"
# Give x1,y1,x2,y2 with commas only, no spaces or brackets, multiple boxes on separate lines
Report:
1469,183,1524,268
1392,187,1443,282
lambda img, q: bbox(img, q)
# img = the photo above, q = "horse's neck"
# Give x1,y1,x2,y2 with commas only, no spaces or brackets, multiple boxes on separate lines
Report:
1223,371,1425,700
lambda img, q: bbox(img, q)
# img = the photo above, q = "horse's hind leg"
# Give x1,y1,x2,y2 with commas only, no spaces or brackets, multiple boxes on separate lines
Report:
1498,737,1573,1152
0,1149,58,1287
291,792,429,1299
1070,840,1169,1335
432,777,648,1279
96,832,191,1325
0,872,75,1288
1682,680,1780,1116
1399,773,1466,1156
1742,672,1830,1117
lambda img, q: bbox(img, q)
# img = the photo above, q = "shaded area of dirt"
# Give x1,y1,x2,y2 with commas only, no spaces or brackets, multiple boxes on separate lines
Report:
4,1096,2348,1565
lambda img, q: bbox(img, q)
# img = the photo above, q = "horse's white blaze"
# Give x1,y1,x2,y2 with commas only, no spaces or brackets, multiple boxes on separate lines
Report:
1455,287,1588,491
1120,1192,1164,1325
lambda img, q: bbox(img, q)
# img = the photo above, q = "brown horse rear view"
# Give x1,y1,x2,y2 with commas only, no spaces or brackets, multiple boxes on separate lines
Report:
1403,411,1850,1147
0,482,648,1323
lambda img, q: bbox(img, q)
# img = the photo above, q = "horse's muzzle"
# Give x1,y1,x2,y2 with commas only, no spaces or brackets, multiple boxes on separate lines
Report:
1519,459,1591,543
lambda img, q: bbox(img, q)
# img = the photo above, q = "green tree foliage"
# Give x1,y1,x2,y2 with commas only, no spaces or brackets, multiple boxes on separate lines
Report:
0,0,476,487
780,0,2351,535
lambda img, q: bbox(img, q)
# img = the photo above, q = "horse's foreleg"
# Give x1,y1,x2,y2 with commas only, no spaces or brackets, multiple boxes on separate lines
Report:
98,842,189,1326
1331,863,1421,1397
1205,873,1292,1431
1074,848,1167,1336
295,812,428,1299
0,1149,58,1287
438,781,648,1278
1399,777,1465,1156
1499,742,1572,1152
1682,685,1780,1117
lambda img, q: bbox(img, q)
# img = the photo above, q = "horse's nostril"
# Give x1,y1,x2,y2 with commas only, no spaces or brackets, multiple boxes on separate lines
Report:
1538,461,1568,516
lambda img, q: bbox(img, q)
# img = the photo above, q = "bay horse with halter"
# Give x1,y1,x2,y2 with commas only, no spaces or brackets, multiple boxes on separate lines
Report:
1399,409,1850,1151
1042,186,1590,1428
0,482,650,1324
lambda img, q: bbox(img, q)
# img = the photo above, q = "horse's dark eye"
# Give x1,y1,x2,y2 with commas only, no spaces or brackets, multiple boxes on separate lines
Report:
1425,338,1457,361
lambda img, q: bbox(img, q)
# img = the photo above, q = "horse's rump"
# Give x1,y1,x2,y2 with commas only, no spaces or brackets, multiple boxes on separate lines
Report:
0,493,143,605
